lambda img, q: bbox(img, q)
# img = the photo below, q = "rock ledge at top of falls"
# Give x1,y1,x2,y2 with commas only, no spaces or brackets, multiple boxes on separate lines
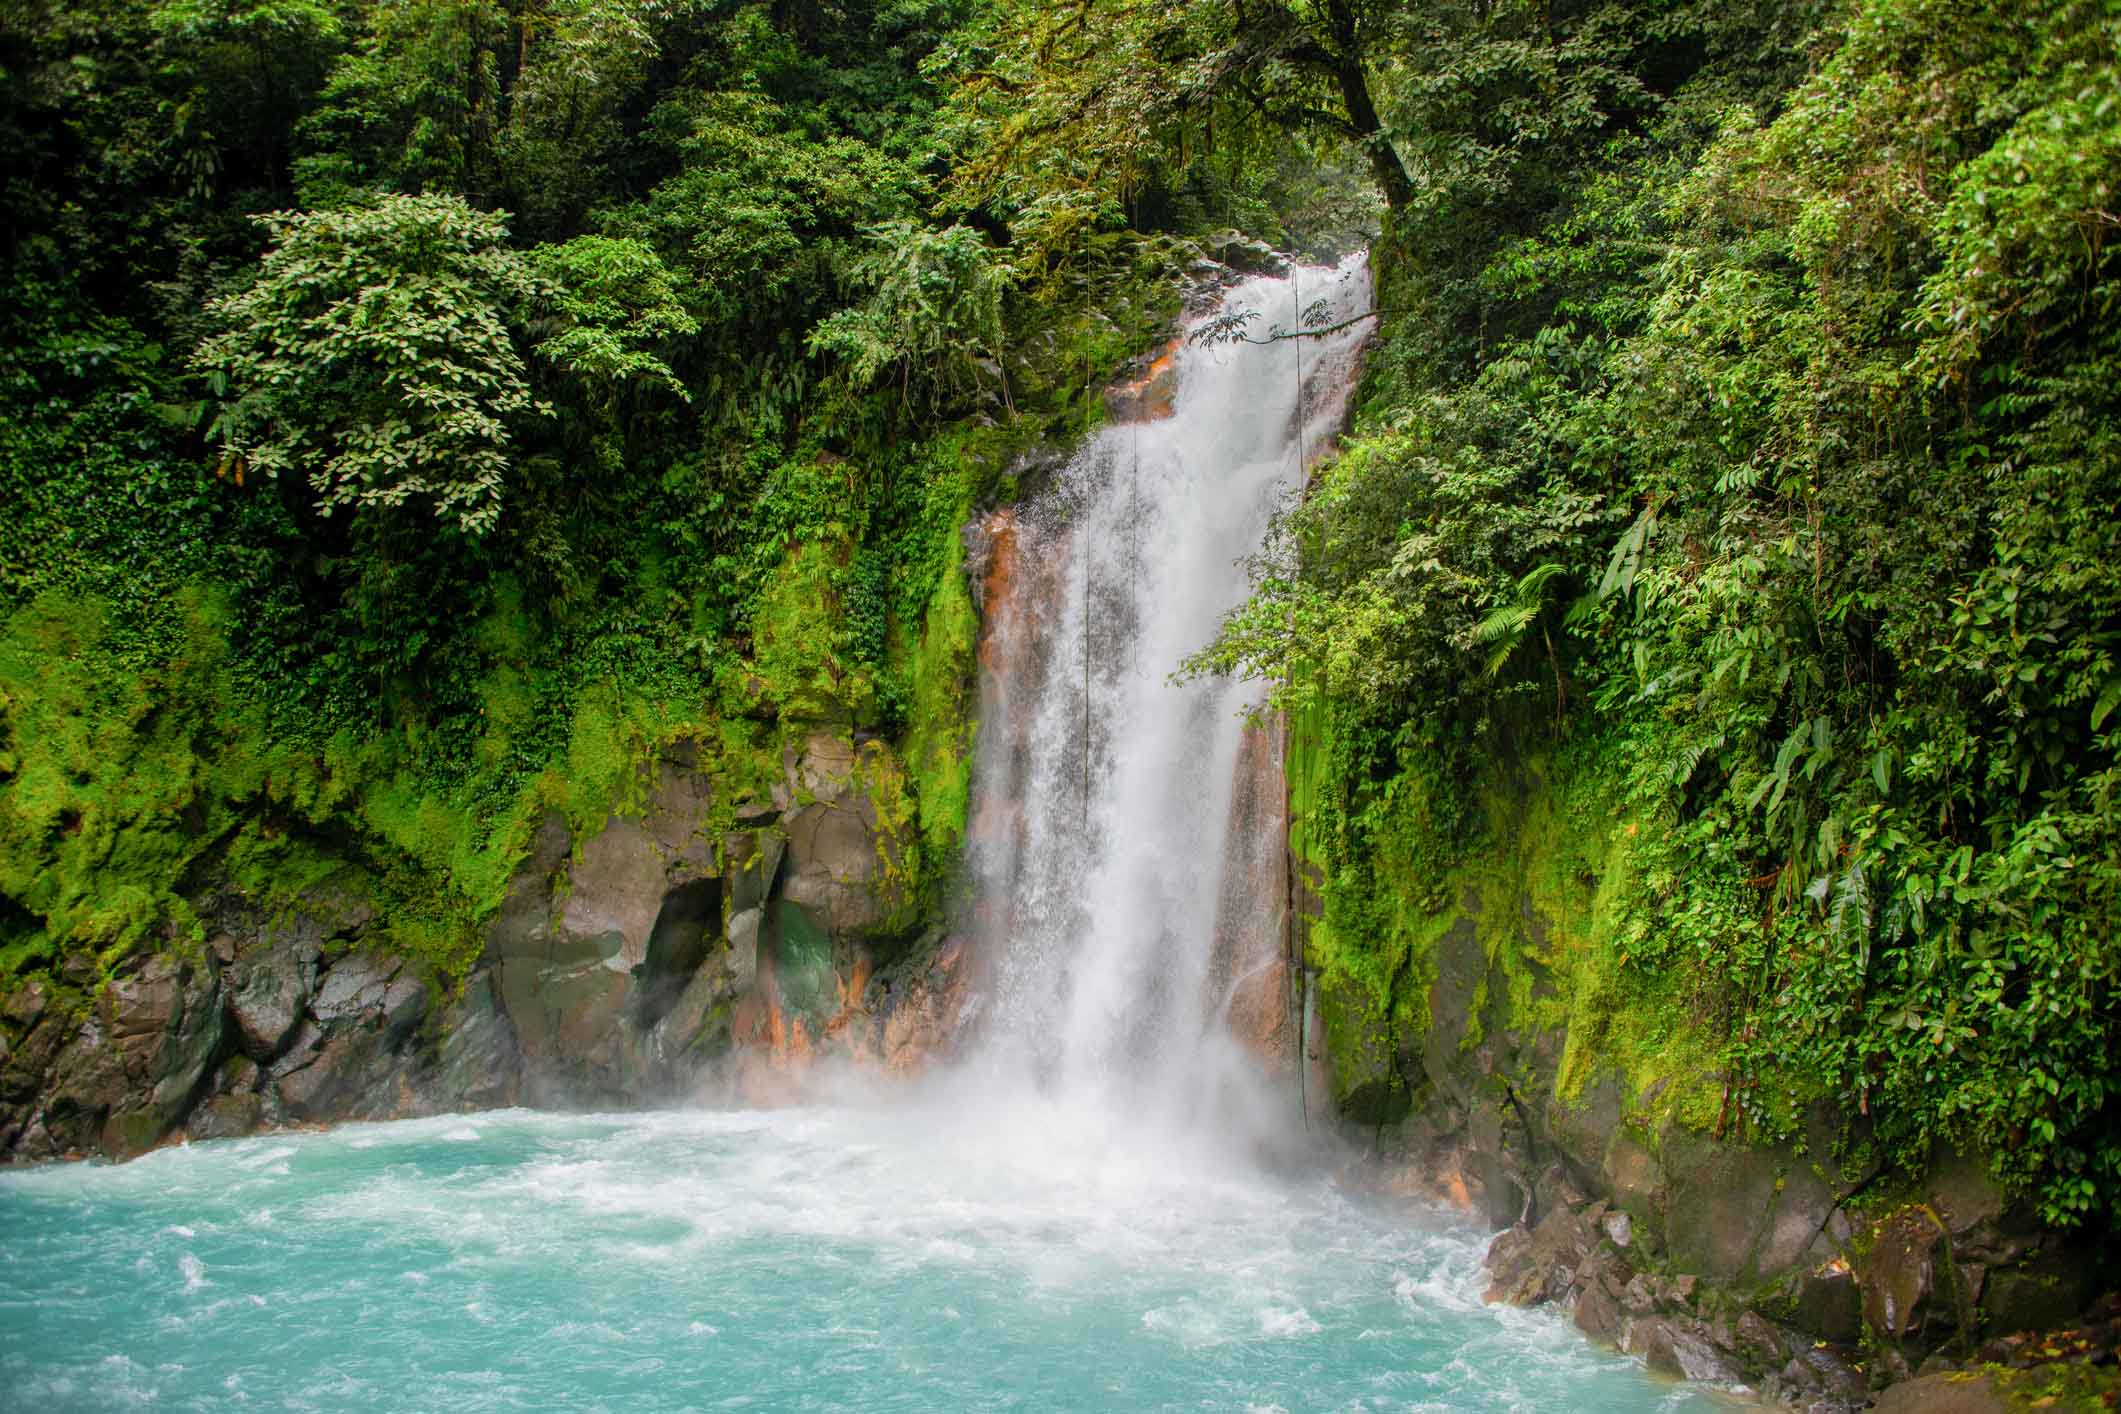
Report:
0,733,971,1164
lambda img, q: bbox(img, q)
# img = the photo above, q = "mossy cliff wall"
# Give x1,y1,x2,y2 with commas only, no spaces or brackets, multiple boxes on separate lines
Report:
0,469,989,1160
1293,719,2113,1405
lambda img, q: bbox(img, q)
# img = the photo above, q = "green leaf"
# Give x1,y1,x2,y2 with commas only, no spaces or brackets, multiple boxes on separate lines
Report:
2092,678,2121,731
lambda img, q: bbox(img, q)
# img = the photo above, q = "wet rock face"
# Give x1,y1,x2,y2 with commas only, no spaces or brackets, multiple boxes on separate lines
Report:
1103,340,1181,422
227,941,312,1061
1862,1208,1947,1341
1867,1371,2010,1414
1432,1068,2103,1413
1325,800,2117,1414
781,799,890,935
4,956,228,1160
1481,1184,1836,1400
482,733,937,1105
1200,231,1290,279
0,891,468,1160
0,727,966,1164
480,750,730,1104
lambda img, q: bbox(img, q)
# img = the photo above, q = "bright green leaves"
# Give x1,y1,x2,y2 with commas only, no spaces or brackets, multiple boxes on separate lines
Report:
148,0,341,44
808,221,1014,409
937,0,1403,267
2095,680,2121,734
292,0,509,204
194,194,547,534
1236,0,2121,1229
193,198,700,532
529,235,697,399
1911,3,2121,383
1597,505,1657,603
636,89,917,320
1472,562,1569,682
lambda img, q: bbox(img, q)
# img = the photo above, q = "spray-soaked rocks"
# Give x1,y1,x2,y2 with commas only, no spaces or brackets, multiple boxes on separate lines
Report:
1479,1180,1866,1408
480,732,938,1103
0,890,498,1162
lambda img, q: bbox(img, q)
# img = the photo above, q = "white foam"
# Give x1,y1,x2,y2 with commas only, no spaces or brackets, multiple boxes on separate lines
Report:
1140,1300,1229,1348
1255,1305,1322,1338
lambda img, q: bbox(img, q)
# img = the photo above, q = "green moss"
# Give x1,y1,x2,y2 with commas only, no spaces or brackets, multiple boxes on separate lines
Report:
0,589,306,967
1991,1361,2121,1411
752,534,870,723
854,737,926,938
0,580,735,995
903,509,978,865
1301,706,1751,1140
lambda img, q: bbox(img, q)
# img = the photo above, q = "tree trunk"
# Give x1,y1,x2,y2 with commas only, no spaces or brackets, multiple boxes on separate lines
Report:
1312,2,1413,211
1334,57,1413,212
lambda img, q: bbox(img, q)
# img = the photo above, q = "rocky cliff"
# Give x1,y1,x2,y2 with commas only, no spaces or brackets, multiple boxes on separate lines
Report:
1309,753,2115,1410
0,730,970,1162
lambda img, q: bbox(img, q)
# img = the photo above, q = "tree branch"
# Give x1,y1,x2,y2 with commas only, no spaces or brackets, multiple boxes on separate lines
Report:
1190,306,1407,348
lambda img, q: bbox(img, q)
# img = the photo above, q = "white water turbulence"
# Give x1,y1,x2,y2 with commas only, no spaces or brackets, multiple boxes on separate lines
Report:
961,256,1375,1155
0,261,1736,1413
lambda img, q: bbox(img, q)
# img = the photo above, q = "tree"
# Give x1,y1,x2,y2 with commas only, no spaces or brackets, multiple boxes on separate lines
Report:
943,0,1413,228
196,196,700,532
807,220,1015,415
195,193,548,533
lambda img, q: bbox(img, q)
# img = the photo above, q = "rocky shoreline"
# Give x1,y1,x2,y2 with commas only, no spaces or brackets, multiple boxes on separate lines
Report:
1476,1187,2121,1407
1329,886,2121,1411
1469,1165,2121,1411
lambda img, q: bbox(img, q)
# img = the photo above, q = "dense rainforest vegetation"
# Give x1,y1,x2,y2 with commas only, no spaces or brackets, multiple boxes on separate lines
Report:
3,0,2116,1235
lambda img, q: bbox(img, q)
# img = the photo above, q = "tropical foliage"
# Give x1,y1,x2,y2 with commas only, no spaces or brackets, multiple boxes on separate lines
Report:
3,0,2117,1235
1183,0,2121,1227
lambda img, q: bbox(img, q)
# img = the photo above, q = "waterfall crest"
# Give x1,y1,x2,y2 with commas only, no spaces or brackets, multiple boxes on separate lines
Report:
959,254,1373,1150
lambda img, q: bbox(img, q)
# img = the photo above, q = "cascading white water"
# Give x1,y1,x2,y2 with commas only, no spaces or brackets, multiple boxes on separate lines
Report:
960,254,1374,1148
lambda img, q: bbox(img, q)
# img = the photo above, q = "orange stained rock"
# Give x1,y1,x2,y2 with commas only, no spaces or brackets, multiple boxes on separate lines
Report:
977,508,1021,665
877,940,970,1076
841,955,872,1009
967,506,1044,863
730,992,768,1047
818,955,873,1044
1358,1151,1479,1213
1224,954,1292,1060
1107,337,1182,422
765,1002,812,1070
1208,716,1293,1062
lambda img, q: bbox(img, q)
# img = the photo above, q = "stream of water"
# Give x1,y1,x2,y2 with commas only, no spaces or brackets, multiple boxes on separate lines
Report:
0,259,1731,1411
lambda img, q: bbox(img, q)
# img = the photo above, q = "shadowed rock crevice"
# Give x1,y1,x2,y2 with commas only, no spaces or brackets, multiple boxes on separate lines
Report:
633,878,721,1033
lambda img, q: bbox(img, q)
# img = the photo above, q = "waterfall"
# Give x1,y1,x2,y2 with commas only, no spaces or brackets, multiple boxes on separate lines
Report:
959,253,1373,1150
